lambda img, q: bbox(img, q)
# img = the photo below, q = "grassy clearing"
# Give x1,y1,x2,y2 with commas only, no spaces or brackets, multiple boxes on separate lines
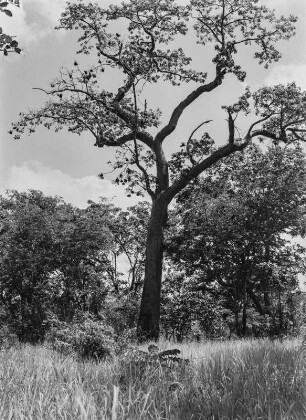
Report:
0,339,305,419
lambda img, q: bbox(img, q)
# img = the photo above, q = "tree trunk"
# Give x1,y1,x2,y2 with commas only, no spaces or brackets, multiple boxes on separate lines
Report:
137,197,168,341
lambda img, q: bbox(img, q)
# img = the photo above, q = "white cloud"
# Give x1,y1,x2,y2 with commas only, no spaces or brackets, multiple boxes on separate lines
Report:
23,0,67,25
264,64,306,90
2,161,142,209
0,0,66,49
260,0,302,12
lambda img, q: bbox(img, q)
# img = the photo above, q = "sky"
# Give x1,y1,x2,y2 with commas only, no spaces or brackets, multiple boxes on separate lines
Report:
0,0,306,209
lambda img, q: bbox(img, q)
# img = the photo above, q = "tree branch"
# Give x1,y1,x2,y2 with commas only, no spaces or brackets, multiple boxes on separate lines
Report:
114,76,135,103
165,142,246,202
251,129,279,142
227,110,235,144
155,72,225,144
186,120,212,165
245,113,274,139
287,128,306,142
96,131,155,150
33,87,155,150
131,82,156,198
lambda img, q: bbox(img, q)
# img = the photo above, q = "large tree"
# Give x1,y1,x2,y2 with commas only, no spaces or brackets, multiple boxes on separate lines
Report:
11,0,306,339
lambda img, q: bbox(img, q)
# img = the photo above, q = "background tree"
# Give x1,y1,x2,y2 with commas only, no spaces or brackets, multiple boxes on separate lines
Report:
0,190,114,342
0,0,21,55
0,191,63,342
49,199,114,321
160,268,228,341
111,202,149,295
11,0,305,339
167,144,306,338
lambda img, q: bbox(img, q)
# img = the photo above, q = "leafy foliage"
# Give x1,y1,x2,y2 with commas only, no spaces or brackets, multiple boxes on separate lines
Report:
9,0,305,339
166,145,306,338
0,191,64,342
103,293,139,338
191,0,297,74
161,269,228,341
0,0,21,55
111,202,150,293
10,0,299,190
118,344,189,389
0,190,113,343
46,313,114,361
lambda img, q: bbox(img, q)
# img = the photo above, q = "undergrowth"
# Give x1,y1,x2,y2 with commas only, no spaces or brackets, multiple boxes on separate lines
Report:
0,339,305,419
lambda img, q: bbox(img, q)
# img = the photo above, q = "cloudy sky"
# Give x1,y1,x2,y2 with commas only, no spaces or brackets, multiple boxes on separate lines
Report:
0,0,305,209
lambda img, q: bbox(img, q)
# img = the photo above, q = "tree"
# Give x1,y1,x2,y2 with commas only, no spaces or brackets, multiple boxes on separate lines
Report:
0,0,21,55
112,202,150,295
161,268,228,341
11,0,306,340
0,190,63,342
49,199,114,321
0,190,114,342
167,144,306,337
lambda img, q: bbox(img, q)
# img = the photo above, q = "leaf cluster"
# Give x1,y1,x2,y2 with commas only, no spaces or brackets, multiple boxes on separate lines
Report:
0,0,21,55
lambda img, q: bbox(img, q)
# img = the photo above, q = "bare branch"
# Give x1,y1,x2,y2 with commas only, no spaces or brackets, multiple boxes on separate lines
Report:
245,113,275,139
287,128,306,142
186,119,212,165
155,72,225,144
227,110,235,144
131,82,156,198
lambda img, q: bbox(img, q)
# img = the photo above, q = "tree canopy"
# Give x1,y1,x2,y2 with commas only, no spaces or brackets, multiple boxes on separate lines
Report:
0,190,113,342
166,144,306,338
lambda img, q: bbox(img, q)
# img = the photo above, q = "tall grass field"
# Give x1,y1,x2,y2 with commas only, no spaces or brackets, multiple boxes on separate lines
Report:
0,339,305,419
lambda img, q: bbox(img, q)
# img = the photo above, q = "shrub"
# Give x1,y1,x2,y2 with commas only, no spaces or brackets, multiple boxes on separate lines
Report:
117,344,189,389
45,313,115,361
0,324,18,349
103,294,139,336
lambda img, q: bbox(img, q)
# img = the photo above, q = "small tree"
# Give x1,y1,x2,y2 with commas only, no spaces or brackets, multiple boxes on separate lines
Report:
11,0,306,339
167,144,306,337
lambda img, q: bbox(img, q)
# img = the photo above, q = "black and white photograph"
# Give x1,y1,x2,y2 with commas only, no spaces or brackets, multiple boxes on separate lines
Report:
1,0,306,418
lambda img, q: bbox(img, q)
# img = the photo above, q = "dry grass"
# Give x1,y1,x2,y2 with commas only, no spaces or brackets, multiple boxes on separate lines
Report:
0,338,305,419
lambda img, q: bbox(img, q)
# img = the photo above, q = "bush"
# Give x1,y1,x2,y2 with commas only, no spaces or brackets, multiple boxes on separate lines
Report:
103,294,139,336
45,313,115,361
0,324,18,349
117,344,189,389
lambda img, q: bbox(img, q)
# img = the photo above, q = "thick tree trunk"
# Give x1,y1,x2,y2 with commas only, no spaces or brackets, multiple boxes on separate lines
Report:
137,197,168,341
136,136,247,342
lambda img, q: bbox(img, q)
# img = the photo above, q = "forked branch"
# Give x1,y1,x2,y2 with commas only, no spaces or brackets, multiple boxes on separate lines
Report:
155,71,225,145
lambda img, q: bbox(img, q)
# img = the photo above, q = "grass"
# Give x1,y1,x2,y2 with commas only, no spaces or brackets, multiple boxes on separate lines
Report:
0,339,305,419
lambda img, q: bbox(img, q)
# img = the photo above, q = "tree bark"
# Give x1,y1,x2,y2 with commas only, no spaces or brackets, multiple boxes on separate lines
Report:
137,197,168,341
